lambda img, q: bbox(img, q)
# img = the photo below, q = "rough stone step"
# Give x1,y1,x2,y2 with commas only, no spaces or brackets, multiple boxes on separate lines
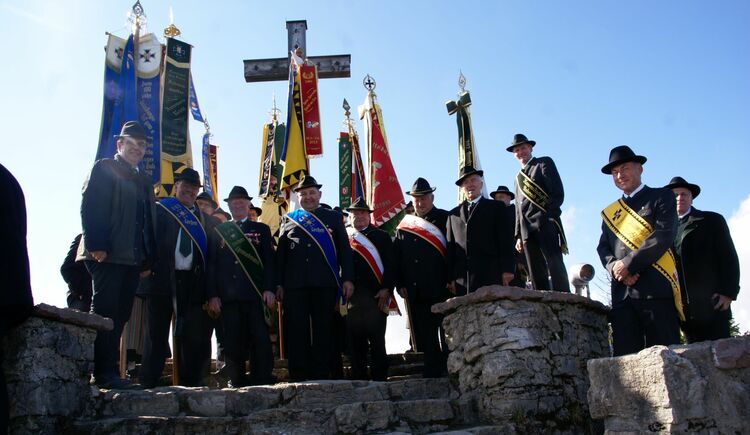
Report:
74,398,457,435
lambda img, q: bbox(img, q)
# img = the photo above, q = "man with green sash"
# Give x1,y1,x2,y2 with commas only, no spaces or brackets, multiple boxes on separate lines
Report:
275,176,354,381
211,185,276,387
508,133,570,292
139,168,218,388
597,146,682,356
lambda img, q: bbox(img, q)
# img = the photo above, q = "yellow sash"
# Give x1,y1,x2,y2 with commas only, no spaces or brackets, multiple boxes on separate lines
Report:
601,198,684,321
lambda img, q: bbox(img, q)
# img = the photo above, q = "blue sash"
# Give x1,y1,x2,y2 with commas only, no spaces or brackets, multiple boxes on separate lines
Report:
287,209,342,290
158,197,208,267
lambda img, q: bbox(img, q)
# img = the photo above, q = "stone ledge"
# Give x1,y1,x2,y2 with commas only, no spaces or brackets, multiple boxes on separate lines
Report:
432,285,610,315
33,303,113,331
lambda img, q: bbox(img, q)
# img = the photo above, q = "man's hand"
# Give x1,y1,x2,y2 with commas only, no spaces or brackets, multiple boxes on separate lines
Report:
446,281,456,294
612,260,630,282
375,289,392,312
397,287,407,299
622,273,640,287
139,269,151,278
342,281,355,300
275,285,284,302
263,291,276,309
207,297,222,318
502,272,514,286
90,250,107,262
515,239,523,253
713,293,732,311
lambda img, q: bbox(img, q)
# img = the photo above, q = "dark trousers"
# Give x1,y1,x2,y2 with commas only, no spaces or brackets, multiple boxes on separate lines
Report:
346,296,388,381
682,308,732,344
410,298,448,377
610,297,681,356
283,287,336,381
221,300,274,386
330,312,346,379
86,261,140,380
1,345,7,435
67,291,92,312
523,223,570,292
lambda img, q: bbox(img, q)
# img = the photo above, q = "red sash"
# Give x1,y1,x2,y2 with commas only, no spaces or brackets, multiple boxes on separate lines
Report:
347,227,383,284
397,214,447,258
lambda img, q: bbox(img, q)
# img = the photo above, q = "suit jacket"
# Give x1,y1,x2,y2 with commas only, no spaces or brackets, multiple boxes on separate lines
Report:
350,225,394,308
394,207,450,302
674,207,740,325
275,207,354,289
138,204,218,305
446,197,515,294
514,156,565,240
60,234,92,298
597,185,677,302
209,220,275,303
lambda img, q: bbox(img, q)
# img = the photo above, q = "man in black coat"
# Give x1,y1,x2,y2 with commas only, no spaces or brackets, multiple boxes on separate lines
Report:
491,185,527,288
1,163,34,434
79,121,156,389
275,176,354,381
138,168,218,388
597,146,681,356
508,134,570,292
395,178,450,377
210,185,276,387
446,167,515,295
60,234,92,312
346,198,394,381
664,176,740,343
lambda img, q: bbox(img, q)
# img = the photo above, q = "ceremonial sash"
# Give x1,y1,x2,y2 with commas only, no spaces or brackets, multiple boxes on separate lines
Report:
214,222,272,326
601,199,685,321
516,170,569,254
287,210,341,288
158,197,207,267
347,228,384,284
397,214,447,258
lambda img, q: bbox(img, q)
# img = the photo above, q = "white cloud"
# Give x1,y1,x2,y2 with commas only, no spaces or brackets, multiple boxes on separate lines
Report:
561,205,577,234
728,195,750,335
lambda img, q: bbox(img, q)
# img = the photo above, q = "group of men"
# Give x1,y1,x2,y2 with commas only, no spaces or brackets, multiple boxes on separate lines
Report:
74,120,740,389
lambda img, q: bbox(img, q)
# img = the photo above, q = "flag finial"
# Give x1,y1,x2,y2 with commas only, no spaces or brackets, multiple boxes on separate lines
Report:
458,71,467,93
363,74,376,91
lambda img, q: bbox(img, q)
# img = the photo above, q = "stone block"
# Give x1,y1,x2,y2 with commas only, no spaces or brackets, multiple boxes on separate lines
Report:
107,390,180,417
395,399,454,423
334,400,395,432
184,390,227,417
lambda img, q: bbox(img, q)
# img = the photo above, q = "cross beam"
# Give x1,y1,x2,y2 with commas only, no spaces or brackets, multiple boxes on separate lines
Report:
243,20,351,83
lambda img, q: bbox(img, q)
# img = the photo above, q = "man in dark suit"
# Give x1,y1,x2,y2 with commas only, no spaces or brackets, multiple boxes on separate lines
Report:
446,167,515,295
508,134,570,292
79,121,156,389
1,163,34,434
210,185,276,387
138,168,218,388
597,146,681,356
60,234,92,312
395,178,450,377
275,176,354,381
664,176,740,343
345,197,394,381
490,185,527,288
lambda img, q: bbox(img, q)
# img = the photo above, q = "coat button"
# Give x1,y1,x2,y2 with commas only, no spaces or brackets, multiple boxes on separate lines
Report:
307,243,311,248
234,260,238,265
414,259,419,264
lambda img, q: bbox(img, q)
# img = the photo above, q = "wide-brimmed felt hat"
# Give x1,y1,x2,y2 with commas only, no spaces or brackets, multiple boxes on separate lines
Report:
346,197,373,213
248,201,263,217
196,191,217,208
333,206,349,217
405,177,436,196
506,133,536,152
173,167,202,187
115,120,148,141
213,207,232,221
224,185,253,202
490,185,515,200
293,175,323,192
601,145,647,174
455,166,484,186
664,176,701,199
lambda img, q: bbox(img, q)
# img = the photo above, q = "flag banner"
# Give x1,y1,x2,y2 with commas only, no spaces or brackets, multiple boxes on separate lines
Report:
136,32,162,185
359,91,406,235
188,72,204,123
280,66,308,194
338,132,352,208
159,37,193,197
259,119,287,239
446,90,488,200
201,134,218,204
298,64,323,158
272,123,286,189
351,132,367,205
258,122,277,196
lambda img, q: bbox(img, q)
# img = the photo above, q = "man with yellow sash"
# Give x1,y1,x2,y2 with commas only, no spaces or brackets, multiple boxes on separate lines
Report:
597,146,682,356
275,176,354,381
507,133,570,292
346,197,394,381
395,178,450,378
139,168,218,388
210,185,277,387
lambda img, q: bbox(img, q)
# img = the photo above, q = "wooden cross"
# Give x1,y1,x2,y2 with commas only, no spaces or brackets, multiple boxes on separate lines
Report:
243,20,351,83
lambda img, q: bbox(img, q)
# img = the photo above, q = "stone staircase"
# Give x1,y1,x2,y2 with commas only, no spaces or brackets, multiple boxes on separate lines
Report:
70,378,500,434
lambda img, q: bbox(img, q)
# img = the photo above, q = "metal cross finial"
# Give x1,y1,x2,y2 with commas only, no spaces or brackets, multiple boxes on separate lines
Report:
128,0,147,33
363,74,376,91
343,98,351,116
269,93,281,122
132,0,144,17
458,71,467,93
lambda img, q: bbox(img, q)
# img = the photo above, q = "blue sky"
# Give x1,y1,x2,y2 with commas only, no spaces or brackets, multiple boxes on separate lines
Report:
2,0,749,349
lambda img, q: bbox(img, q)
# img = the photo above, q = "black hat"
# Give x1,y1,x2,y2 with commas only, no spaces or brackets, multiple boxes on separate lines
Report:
223,185,253,202
173,167,202,187
664,176,701,199
506,133,536,152
248,201,263,217
213,207,232,221
196,191,217,208
333,206,349,217
455,166,484,186
293,175,323,192
405,177,436,196
115,120,148,141
346,197,373,213
601,145,647,174
490,185,515,200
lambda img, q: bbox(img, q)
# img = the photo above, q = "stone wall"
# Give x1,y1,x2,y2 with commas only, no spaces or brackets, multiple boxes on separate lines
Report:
2,304,112,434
588,336,750,433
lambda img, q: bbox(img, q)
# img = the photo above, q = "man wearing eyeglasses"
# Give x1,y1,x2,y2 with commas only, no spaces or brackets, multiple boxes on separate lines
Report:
79,120,157,389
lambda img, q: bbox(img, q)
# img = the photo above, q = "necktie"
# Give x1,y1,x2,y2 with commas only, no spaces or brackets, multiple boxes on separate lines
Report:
467,201,475,215
179,228,192,257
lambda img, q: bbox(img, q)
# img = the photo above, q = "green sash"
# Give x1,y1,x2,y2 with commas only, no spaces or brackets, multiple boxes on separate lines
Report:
214,222,272,326
516,170,569,254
